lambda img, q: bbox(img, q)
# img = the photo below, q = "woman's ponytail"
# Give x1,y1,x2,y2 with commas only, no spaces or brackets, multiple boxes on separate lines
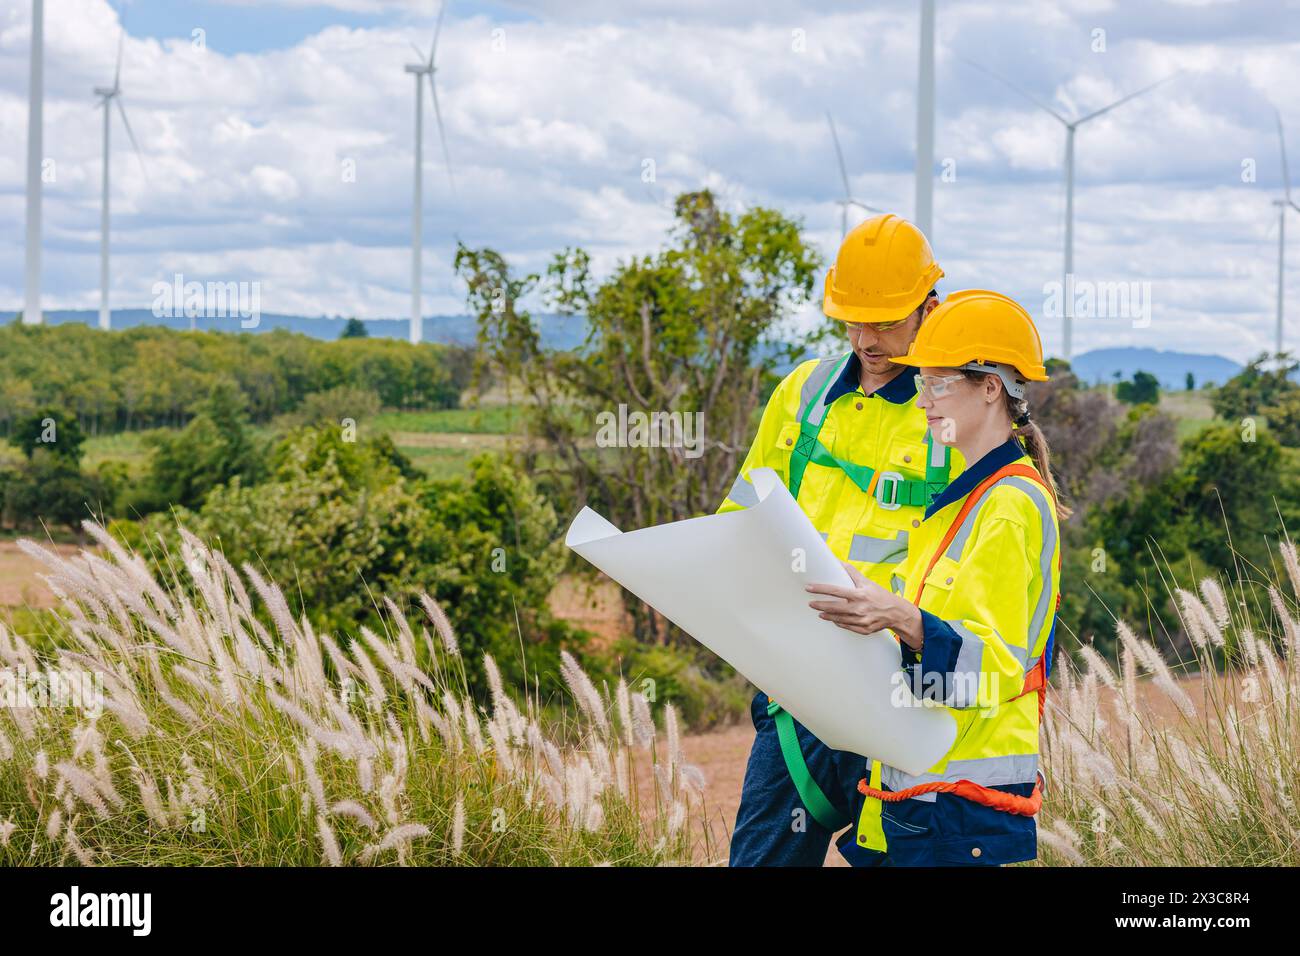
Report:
1013,413,1071,520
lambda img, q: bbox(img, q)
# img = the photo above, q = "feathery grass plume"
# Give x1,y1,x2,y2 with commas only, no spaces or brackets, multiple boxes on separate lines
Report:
1174,589,1209,649
297,741,327,812
131,768,170,828
1280,537,1300,598
348,639,388,708
1078,645,1119,694
62,818,94,866
54,762,115,819
1199,577,1231,628
372,822,430,856
630,692,655,749
316,813,343,867
483,653,507,713
0,819,14,847
330,800,377,831
452,795,465,855
45,808,63,841
361,626,410,694
1267,587,1299,654
667,800,686,836
615,678,634,748
418,593,459,657
558,651,609,736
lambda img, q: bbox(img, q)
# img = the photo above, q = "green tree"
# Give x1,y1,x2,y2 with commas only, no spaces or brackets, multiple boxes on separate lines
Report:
12,408,86,462
1185,371,1195,391
138,382,265,512
1116,370,1160,405
455,190,823,642
1263,389,1300,447
340,317,369,339
1212,352,1298,421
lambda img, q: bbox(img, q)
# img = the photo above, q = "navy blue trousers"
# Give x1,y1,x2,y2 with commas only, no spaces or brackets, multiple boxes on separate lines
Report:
729,690,880,867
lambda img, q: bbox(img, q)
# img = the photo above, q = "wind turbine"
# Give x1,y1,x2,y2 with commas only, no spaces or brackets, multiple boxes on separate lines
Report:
914,0,935,239
826,112,883,240
1272,108,1300,358
95,31,146,331
404,0,456,346
962,57,1179,360
23,0,44,325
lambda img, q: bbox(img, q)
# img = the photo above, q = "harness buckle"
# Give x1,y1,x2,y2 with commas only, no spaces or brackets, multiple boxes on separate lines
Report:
875,471,905,511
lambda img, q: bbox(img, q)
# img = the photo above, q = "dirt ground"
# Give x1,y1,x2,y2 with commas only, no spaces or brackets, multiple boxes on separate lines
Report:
0,539,81,609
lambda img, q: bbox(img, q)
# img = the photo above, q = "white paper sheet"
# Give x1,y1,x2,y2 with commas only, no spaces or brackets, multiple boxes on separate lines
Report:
565,467,957,775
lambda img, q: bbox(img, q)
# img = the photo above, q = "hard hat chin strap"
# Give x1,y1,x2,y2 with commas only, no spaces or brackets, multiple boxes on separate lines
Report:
958,360,1028,400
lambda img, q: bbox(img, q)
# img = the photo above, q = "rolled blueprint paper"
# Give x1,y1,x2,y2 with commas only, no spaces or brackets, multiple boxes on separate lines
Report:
565,467,956,775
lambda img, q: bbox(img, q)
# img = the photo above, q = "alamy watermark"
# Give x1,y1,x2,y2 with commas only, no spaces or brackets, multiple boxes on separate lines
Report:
151,273,261,329
1043,274,1151,328
595,404,705,459
1,666,104,718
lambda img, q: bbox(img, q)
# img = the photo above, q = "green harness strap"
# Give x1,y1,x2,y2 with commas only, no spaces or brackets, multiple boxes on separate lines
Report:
769,353,953,834
786,354,948,507
768,696,850,831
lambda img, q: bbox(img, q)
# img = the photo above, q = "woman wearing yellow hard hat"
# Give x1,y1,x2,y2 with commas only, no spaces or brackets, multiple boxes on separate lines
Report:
805,289,1069,866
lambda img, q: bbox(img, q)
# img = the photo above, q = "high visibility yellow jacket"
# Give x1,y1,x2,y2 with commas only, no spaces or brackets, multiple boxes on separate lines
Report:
718,352,965,589
845,438,1062,867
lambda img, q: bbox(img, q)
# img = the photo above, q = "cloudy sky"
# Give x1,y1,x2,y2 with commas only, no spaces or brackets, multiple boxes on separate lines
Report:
1,0,1299,360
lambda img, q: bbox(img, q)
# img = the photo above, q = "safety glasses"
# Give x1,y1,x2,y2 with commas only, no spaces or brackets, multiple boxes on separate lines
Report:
914,373,967,398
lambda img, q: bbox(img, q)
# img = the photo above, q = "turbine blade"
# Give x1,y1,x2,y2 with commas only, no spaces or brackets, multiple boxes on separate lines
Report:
956,54,1069,125
430,0,448,67
1075,71,1181,126
1276,107,1293,206
410,41,427,63
428,72,455,193
116,96,148,181
826,112,853,199
114,30,124,91
848,199,884,214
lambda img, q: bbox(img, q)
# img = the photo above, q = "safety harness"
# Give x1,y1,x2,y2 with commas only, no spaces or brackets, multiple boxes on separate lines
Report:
766,353,951,832
855,461,1060,818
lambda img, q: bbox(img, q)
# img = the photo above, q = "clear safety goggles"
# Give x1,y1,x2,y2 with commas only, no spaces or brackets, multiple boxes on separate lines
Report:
913,372,966,398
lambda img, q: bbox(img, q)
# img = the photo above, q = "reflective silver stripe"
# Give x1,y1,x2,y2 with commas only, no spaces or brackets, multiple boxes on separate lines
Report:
944,505,981,561
818,531,829,542
889,573,906,596
948,622,986,707
998,476,1057,657
928,429,946,468
882,753,1039,801
726,473,759,508
938,474,1058,663
848,530,909,565
955,620,1030,671
798,355,847,428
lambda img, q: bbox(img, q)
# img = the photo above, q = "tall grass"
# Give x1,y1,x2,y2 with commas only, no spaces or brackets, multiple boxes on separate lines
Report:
1039,538,1300,865
0,523,707,866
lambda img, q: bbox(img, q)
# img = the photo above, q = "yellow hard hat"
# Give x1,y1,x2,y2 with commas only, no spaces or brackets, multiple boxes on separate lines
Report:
889,289,1049,384
823,213,944,324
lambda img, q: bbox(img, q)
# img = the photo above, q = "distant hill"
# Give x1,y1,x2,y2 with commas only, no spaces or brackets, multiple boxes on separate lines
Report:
1069,347,1242,391
0,309,589,352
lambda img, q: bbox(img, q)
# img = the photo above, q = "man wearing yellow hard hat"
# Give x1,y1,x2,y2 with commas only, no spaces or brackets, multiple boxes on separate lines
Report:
805,290,1067,866
720,213,965,866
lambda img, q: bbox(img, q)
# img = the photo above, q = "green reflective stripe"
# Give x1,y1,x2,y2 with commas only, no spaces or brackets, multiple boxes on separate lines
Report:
787,354,851,501
768,699,849,831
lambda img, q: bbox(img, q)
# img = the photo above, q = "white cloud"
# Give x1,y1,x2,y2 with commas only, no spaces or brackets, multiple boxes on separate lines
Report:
0,0,1298,363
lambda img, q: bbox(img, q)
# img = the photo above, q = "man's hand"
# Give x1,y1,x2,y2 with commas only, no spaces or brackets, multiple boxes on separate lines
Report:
806,561,923,650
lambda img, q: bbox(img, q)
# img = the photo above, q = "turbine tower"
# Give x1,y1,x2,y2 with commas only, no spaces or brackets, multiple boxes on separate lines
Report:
23,0,44,325
962,58,1178,360
95,31,146,331
1272,108,1299,358
826,112,882,240
405,0,455,346
914,0,935,239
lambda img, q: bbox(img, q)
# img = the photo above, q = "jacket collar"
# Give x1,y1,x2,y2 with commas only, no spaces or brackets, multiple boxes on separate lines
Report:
924,437,1027,519
823,351,918,407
